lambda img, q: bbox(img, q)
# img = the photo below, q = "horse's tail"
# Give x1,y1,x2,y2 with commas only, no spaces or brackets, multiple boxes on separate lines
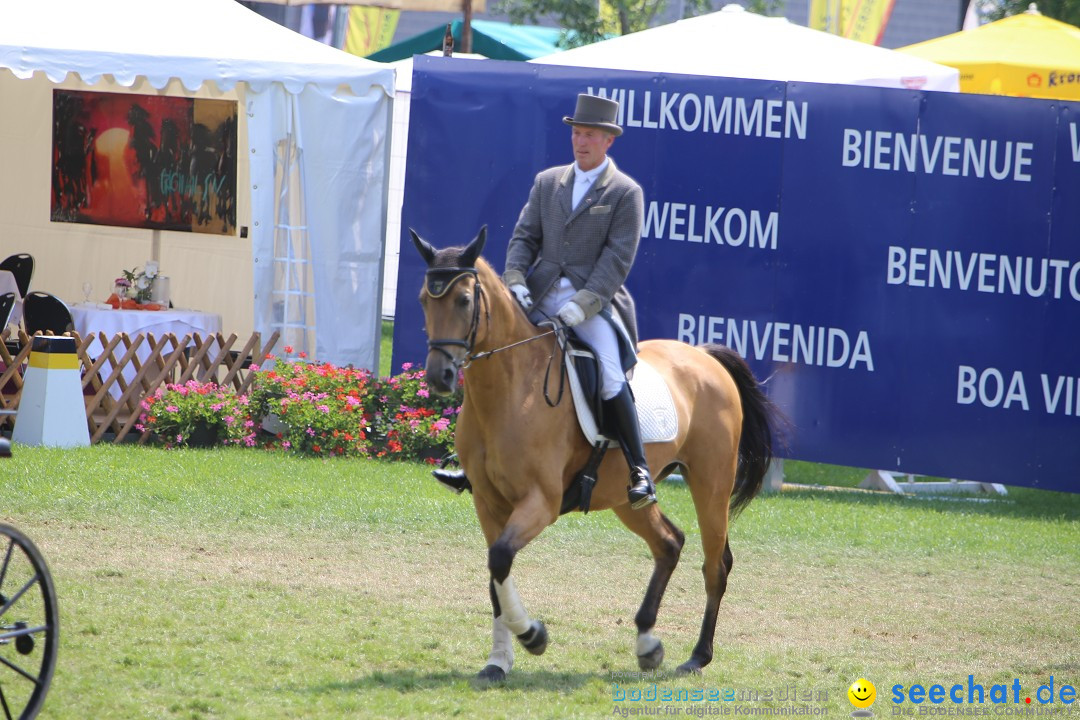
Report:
701,343,780,517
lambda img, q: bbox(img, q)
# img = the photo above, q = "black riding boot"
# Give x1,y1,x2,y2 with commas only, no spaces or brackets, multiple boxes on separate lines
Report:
605,384,656,510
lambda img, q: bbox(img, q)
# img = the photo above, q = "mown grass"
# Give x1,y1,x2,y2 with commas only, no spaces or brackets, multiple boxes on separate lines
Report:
2,445,1078,719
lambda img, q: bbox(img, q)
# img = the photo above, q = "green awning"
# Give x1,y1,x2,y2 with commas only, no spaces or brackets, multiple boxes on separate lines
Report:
366,19,562,62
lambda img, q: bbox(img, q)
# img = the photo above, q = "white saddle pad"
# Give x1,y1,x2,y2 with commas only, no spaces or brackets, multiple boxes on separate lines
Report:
564,348,679,447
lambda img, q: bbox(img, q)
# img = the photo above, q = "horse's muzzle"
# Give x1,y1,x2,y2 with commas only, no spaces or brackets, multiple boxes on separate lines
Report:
424,351,459,395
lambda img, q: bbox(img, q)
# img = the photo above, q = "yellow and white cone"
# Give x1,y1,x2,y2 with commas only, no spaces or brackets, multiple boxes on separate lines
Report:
12,336,90,448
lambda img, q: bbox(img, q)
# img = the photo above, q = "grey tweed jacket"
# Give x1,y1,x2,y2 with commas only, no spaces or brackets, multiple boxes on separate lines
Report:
503,157,644,345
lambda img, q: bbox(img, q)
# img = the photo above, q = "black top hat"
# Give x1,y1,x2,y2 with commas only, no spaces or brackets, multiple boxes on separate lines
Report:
563,94,623,136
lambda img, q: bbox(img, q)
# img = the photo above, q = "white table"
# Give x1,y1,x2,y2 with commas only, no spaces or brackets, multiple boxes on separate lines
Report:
71,304,223,399
0,270,22,326
71,305,222,344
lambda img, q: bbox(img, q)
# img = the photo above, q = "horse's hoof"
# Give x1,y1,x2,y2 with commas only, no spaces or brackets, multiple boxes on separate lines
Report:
474,664,507,686
518,620,548,656
676,660,703,676
637,640,664,670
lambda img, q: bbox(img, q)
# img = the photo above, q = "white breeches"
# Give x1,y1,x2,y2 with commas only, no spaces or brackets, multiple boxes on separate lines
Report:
531,277,626,399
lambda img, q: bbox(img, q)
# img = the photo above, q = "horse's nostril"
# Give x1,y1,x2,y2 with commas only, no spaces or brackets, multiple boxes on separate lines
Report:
442,367,455,387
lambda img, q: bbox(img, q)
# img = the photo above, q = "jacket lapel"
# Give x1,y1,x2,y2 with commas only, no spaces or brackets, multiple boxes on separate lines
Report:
557,165,574,219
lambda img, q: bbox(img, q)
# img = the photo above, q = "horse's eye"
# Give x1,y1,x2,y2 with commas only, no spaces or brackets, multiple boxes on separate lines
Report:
456,292,471,308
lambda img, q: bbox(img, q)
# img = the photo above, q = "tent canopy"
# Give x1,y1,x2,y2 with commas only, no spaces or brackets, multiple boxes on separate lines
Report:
899,10,1080,99
0,0,394,370
532,4,960,92
0,0,393,95
367,19,562,62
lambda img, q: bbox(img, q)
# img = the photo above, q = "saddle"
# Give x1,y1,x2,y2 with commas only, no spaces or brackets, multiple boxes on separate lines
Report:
559,334,678,448
554,328,678,515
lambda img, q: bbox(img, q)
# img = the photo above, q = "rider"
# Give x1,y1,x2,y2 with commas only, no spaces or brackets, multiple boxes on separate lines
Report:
436,93,656,510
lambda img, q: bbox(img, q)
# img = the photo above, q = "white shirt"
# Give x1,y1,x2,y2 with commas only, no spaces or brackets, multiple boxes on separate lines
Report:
572,157,609,210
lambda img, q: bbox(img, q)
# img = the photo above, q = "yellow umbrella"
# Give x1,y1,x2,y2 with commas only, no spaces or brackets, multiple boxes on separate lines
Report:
899,6,1080,100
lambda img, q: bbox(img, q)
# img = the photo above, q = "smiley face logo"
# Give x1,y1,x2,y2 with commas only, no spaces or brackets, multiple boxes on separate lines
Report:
848,678,877,709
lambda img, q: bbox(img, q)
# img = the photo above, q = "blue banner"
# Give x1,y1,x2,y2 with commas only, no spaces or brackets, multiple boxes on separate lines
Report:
394,56,1080,492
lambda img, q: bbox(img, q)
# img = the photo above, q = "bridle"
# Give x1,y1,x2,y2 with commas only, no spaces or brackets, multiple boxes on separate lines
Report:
423,266,487,369
422,266,566,404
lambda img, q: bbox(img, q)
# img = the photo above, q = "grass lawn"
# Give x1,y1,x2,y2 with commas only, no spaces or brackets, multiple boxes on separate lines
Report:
2,445,1078,719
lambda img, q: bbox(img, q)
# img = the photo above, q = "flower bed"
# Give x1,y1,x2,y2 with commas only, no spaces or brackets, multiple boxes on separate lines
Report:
138,350,460,463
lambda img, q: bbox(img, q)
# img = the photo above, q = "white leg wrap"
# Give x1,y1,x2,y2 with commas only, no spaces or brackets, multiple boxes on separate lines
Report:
485,616,515,674
493,577,531,636
636,630,661,657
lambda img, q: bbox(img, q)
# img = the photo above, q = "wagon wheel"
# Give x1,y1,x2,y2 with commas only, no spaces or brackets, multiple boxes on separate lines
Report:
0,524,58,720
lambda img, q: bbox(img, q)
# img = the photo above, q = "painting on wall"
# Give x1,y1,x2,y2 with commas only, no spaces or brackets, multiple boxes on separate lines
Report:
51,90,237,235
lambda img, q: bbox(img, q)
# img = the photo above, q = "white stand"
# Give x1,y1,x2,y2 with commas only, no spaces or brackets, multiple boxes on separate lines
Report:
764,458,785,492
12,336,90,448
859,470,1007,496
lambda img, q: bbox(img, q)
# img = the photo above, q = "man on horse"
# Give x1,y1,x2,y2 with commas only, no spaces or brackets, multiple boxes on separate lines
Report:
437,93,655,510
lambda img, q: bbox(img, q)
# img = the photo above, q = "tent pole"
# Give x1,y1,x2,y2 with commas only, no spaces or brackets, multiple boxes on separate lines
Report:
330,5,349,49
462,0,473,53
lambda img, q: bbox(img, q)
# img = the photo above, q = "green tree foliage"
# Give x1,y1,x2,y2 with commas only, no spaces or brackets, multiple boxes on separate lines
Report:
988,0,1080,26
745,0,785,14
501,0,713,47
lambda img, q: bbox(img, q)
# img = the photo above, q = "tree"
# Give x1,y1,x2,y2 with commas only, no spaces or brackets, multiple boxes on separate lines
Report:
500,0,714,48
745,0,785,14
987,0,1080,25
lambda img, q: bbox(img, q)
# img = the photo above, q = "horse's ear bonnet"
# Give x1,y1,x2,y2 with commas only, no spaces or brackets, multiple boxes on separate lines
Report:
419,226,487,298
411,229,436,266
460,226,487,267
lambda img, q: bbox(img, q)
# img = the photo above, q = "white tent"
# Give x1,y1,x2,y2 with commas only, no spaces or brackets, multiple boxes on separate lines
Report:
0,0,394,369
533,4,960,92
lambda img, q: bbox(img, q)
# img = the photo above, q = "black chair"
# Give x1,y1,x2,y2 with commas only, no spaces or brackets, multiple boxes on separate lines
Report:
0,292,15,329
0,254,34,298
22,292,73,336
0,292,17,356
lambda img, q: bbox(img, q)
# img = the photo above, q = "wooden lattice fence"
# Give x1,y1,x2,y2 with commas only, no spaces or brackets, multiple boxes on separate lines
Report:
0,328,279,444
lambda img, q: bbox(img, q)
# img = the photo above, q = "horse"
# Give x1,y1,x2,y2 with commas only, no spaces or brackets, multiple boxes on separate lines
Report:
410,226,778,682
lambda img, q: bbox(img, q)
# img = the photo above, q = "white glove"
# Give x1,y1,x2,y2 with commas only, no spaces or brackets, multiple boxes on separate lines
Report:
557,301,586,327
510,284,533,310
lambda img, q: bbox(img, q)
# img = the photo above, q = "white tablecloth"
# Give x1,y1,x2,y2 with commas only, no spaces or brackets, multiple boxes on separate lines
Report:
0,270,22,327
71,304,223,399
71,305,222,343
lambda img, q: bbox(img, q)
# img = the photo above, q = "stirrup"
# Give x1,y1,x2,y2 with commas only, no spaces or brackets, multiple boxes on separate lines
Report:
628,469,656,510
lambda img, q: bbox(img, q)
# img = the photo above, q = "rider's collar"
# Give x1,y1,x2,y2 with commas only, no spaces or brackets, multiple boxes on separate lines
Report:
425,267,477,298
